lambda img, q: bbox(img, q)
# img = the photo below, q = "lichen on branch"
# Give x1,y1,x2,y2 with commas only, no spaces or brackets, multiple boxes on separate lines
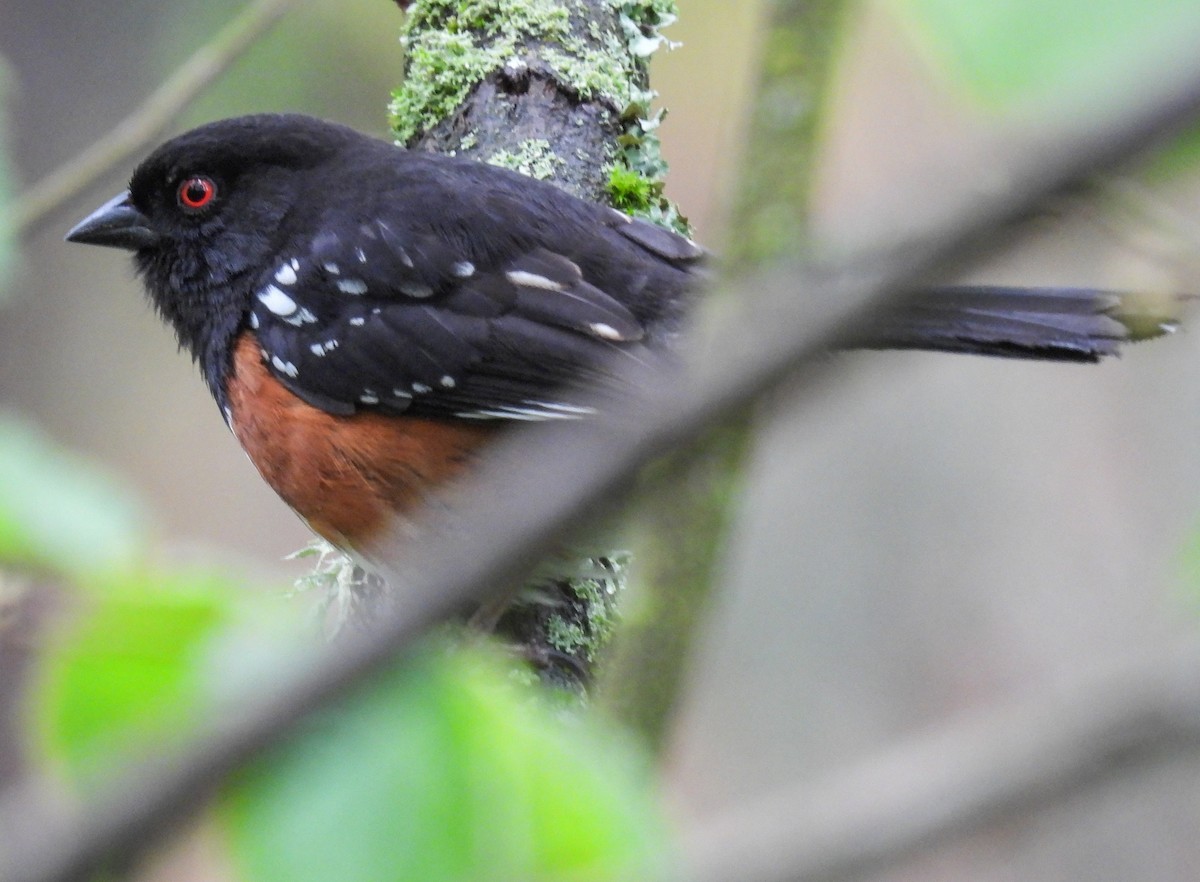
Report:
390,0,685,229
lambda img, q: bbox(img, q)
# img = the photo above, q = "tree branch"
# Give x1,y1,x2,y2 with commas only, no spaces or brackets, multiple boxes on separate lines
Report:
389,0,685,689
11,0,296,239
5,20,1200,882
681,640,1200,882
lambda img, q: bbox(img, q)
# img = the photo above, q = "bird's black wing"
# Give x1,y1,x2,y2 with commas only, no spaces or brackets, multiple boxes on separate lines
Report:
250,203,700,420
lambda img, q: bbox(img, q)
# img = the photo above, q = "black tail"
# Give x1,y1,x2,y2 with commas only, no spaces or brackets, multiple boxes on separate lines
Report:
845,285,1183,362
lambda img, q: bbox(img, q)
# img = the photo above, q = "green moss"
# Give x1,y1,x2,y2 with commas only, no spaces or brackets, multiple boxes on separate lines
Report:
573,564,624,652
541,555,626,663
604,3,690,234
542,36,637,103
392,0,653,145
389,29,500,145
547,618,589,656
457,129,479,152
393,0,687,231
605,106,688,232
486,139,566,180
607,165,653,211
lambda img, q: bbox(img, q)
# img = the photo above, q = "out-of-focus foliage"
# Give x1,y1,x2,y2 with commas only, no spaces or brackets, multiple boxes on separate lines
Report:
0,413,146,578
31,579,668,882
889,0,1200,114
222,648,667,882
32,569,249,782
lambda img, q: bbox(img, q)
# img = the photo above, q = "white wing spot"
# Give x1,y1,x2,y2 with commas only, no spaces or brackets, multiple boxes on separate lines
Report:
248,311,260,329
398,248,414,268
323,262,340,275
452,261,475,278
412,382,431,394
284,307,318,327
589,322,623,341
440,375,455,388
506,270,564,291
392,388,413,399
257,285,297,317
355,247,367,263
309,342,327,357
501,406,575,420
529,401,596,416
454,402,592,421
290,257,300,271
359,391,379,405
349,316,365,326
270,355,299,378
462,408,551,422
274,263,298,285
337,278,369,295
400,281,434,298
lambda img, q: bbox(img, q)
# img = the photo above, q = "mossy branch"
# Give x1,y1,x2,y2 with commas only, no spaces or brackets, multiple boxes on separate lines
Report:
393,0,686,229
384,0,686,691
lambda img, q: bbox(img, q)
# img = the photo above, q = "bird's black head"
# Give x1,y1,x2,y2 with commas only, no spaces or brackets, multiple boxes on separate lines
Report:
66,113,364,399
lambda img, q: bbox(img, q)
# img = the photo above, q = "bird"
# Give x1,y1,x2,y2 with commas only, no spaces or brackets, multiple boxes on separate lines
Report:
65,113,1179,569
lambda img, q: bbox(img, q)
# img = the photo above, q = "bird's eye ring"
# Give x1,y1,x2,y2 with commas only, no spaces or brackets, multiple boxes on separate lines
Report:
178,176,217,211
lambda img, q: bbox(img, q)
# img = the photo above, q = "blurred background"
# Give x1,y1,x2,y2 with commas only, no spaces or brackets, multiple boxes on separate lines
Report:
5,0,1200,878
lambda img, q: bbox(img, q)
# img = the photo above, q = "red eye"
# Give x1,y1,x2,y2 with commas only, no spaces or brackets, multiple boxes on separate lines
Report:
178,176,217,210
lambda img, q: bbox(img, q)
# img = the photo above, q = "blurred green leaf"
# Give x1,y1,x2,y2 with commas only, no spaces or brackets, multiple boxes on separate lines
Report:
33,572,666,879
222,649,669,882
0,413,146,578
32,566,302,785
34,570,234,781
889,0,1200,111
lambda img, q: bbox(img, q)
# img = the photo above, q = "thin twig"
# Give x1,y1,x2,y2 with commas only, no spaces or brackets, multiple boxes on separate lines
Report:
5,34,1200,882
681,640,1200,882
11,0,298,238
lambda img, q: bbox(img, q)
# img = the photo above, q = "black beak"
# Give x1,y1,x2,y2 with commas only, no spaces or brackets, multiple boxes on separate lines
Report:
66,191,161,251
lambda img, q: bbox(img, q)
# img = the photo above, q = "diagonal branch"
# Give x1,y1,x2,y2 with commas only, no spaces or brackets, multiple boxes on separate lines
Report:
5,41,1200,882
11,0,297,239
681,640,1200,882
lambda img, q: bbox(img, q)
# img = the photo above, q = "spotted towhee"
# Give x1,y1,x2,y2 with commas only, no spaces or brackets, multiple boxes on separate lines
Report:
66,113,1175,565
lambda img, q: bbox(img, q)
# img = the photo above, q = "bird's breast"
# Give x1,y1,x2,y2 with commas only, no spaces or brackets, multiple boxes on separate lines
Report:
224,332,497,555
